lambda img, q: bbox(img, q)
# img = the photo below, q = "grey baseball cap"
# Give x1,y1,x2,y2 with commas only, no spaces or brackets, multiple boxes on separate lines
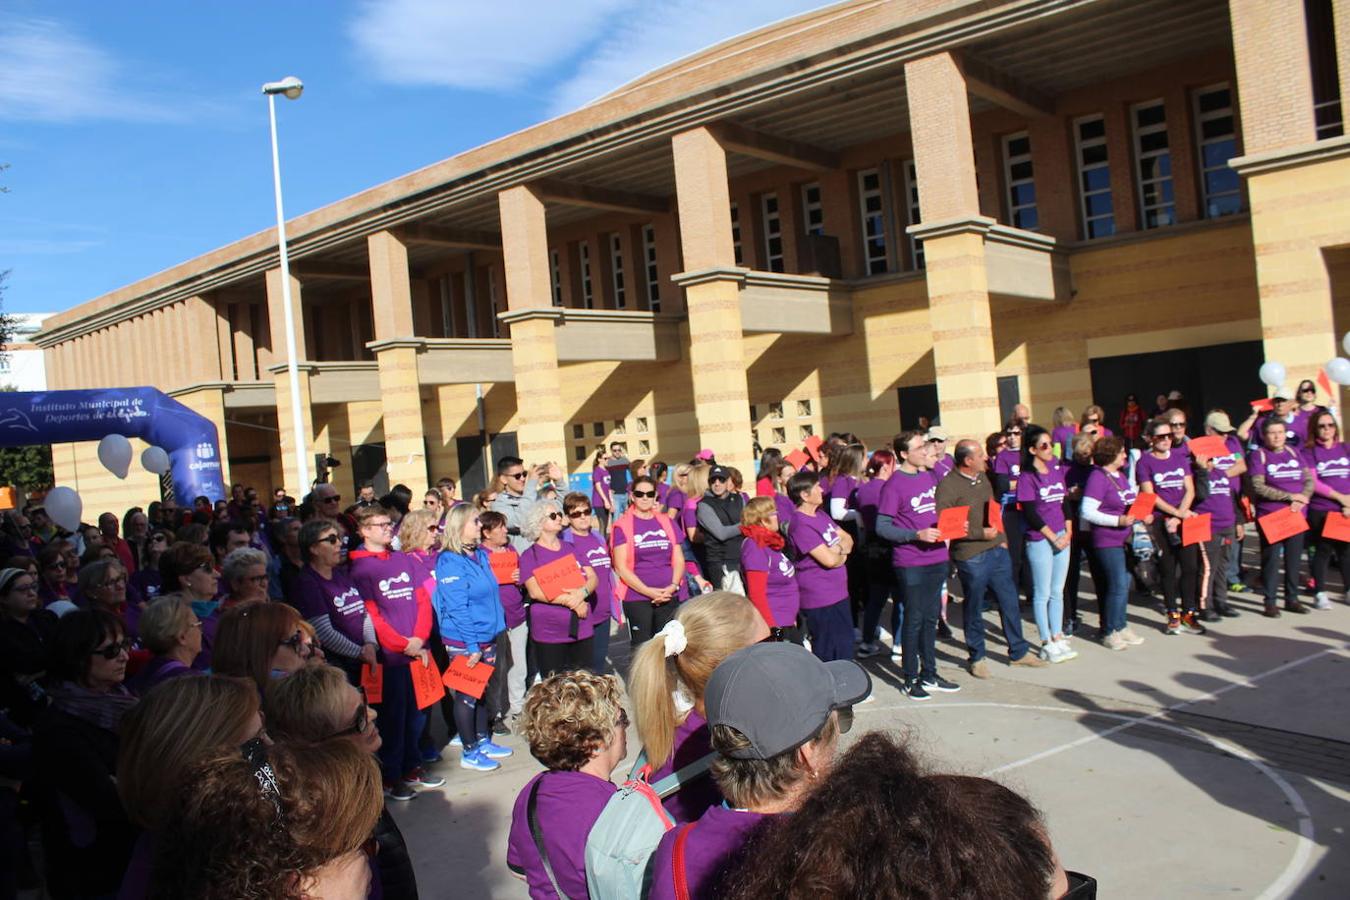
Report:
705,642,871,760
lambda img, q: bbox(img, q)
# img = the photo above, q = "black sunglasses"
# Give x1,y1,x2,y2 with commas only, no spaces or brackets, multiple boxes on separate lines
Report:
568,509,593,518
278,631,315,659
319,494,341,503
330,685,370,738
632,489,658,498
546,512,563,521
505,472,527,480
316,534,341,546
93,639,132,660
1061,871,1097,898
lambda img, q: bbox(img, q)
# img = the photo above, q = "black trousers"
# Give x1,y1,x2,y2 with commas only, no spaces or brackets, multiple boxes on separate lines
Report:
1309,508,1350,594
1259,530,1306,608
1003,507,1029,602
1149,518,1199,613
623,599,680,648
531,637,594,678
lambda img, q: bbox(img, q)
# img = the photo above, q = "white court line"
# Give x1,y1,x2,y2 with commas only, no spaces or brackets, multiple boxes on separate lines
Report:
856,648,1340,899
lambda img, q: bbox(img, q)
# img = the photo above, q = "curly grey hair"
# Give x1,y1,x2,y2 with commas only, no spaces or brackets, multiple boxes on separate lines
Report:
522,498,564,543
221,547,267,587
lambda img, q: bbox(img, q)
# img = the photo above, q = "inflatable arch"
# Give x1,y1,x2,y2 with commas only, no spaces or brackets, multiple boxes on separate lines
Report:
0,389,226,503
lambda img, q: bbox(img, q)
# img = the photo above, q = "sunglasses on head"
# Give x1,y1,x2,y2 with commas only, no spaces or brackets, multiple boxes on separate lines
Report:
632,489,658,498
93,639,131,660
615,709,630,729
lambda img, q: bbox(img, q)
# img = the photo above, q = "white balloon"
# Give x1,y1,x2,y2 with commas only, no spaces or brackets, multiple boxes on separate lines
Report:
1258,361,1286,388
1328,357,1350,386
141,446,171,476
45,486,83,533
97,434,133,480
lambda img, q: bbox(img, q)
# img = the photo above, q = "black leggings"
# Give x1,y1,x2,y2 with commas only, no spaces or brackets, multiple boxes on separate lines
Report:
1064,523,1105,626
623,599,679,647
1259,530,1305,608
531,637,594,678
1149,518,1199,613
1309,508,1350,594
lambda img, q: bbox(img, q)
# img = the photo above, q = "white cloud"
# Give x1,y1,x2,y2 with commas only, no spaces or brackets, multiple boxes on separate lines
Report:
0,17,209,124
348,0,835,109
348,0,632,92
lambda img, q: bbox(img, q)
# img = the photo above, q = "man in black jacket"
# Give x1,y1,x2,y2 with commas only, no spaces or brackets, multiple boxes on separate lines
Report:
696,466,746,592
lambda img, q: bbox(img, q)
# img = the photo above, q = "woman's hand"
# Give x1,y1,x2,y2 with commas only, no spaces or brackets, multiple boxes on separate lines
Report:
360,643,378,666
466,651,481,668
917,527,943,543
403,637,424,657
1118,514,1136,528
1053,532,1071,551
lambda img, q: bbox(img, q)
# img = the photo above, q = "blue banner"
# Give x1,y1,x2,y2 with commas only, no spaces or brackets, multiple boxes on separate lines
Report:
0,388,225,503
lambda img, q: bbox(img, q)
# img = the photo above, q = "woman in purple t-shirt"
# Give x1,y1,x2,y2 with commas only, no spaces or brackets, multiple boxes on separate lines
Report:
1079,436,1151,650
1136,417,1203,635
508,671,626,900
1192,417,1246,619
293,520,376,683
1303,410,1350,609
1017,426,1076,663
590,444,614,534
1248,417,1315,616
562,491,616,674
787,471,854,663
519,500,598,677
738,497,801,638
630,593,769,824
855,448,901,659
612,476,687,648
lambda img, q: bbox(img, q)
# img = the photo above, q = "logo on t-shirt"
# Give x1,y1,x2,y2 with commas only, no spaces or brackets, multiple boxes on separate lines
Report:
1038,483,1066,502
585,546,612,569
1267,458,1304,480
333,586,363,617
909,486,937,515
1317,456,1350,478
1152,466,1187,489
631,528,671,551
777,553,796,578
378,571,411,594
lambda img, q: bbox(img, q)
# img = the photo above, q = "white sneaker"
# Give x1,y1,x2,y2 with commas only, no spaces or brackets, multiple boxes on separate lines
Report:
1103,631,1129,651
1041,642,1066,663
891,642,903,662
1315,592,1333,610
1053,639,1078,661
1120,628,1146,646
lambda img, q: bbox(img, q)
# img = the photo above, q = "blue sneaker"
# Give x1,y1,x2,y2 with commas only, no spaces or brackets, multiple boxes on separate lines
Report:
448,734,462,750
475,737,514,759
459,747,500,772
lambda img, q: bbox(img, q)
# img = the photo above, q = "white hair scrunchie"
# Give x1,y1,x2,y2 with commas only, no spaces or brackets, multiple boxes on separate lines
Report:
658,619,687,658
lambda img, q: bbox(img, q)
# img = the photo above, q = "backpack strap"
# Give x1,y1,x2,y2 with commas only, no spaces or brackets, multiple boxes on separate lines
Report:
673,821,698,900
652,751,718,799
527,776,571,900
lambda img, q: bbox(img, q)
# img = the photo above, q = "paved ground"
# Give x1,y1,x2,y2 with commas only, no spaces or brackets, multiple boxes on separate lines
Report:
392,541,1350,899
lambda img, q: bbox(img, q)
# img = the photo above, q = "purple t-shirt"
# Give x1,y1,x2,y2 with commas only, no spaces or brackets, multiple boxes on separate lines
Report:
740,539,798,626
788,509,846,609
518,543,595,644
1136,449,1191,512
993,448,1022,503
1248,446,1309,518
854,477,886,535
665,487,687,517
485,546,525,629
565,530,614,623
350,550,422,666
1288,407,1317,445
591,466,612,508
649,709,721,824
1016,461,1069,540
1083,467,1136,549
826,474,859,509
933,455,955,479
613,514,678,598
507,770,616,900
681,498,699,535
1051,425,1078,460
293,566,368,649
1198,435,1243,529
1302,442,1350,513
773,494,795,528
648,805,774,900
878,469,947,567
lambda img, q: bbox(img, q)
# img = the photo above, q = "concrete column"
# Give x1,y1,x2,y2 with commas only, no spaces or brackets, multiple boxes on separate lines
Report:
498,185,569,466
1229,0,1316,154
368,230,428,488
671,126,755,472
266,267,318,495
1337,1,1350,132
905,52,1002,438
180,295,225,382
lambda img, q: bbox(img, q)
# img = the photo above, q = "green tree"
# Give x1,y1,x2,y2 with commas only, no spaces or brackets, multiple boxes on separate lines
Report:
0,164,52,490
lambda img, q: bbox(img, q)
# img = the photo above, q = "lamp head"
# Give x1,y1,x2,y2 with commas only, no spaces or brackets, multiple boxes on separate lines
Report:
261,76,304,100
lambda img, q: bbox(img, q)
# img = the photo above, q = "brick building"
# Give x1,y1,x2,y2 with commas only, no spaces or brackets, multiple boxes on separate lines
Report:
34,0,1350,511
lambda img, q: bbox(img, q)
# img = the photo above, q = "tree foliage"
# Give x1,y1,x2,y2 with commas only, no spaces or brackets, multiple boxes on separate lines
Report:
0,164,51,490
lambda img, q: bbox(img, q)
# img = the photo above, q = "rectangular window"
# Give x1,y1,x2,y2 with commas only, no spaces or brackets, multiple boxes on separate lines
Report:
1132,100,1175,229
903,160,924,270
796,399,812,417
438,274,455,337
638,439,651,455
609,233,626,309
575,445,586,461
593,421,605,437
769,401,784,420
730,203,743,265
635,416,648,433
799,424,814,440
801,182,824,235
1073,115,1115,239
749,404,759,422
858,168,889,275
642,225,660,311
1003,132,1038,230
572,424,584,440
549,249,562,307
1193,84,1243,218
614,419,625,434
578,241,594,308
761,193,784,272
1307,0,1344,138
772,427,786,444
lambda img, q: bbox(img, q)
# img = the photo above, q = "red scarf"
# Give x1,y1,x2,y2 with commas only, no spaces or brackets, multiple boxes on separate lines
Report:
739,524,784,551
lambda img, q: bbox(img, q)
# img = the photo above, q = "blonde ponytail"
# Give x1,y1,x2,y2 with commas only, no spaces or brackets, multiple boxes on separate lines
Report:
628,591,761,768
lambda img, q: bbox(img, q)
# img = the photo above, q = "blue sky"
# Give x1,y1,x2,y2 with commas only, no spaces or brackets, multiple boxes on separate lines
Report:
0,0,834,317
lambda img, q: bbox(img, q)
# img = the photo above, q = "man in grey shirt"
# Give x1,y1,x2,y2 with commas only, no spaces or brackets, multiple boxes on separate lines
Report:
491,456,562,552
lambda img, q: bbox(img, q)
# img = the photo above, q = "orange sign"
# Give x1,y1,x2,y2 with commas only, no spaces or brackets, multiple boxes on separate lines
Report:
988,500,1004,534
784,449,810,470
360,663,383,705
1187,435,1228,459
1258,507,1309,543
442,655,495,700
804,435,825,465
532,554,586,601
1322,512,1350,542
1250,397,1275,413
411,657,445,710
1181,513,1212,547
1127,492,1157,520
937,506,970,541
488,549,519,585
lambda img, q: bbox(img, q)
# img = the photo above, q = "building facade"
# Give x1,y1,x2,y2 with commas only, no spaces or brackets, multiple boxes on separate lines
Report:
3,313,54,392
34,0,1350,513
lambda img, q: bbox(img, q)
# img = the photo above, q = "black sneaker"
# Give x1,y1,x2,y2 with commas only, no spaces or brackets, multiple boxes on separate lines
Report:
1200,609,1220,623
1220,606,1240,618
1263,606,1282,618
905,680,932,702
922,675,961,693
1284,601,1310,615
492,717,511,736
936,620,953,640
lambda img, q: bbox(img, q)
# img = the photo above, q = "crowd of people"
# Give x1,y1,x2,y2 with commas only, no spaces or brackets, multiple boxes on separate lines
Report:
0,384,1342,898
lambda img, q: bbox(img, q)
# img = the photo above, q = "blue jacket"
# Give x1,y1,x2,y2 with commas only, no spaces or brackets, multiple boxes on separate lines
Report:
434,547,505,653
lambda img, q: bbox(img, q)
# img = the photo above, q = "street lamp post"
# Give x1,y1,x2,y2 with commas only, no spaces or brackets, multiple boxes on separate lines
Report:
262,76,309,492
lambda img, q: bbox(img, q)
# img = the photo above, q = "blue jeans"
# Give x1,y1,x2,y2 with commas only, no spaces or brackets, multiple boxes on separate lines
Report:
801,598,854,663
1025,533,1071,642
898,562,946,681
374,664,427,782
954,546,1030,662
1092,546,1130,635
613,493,630,516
